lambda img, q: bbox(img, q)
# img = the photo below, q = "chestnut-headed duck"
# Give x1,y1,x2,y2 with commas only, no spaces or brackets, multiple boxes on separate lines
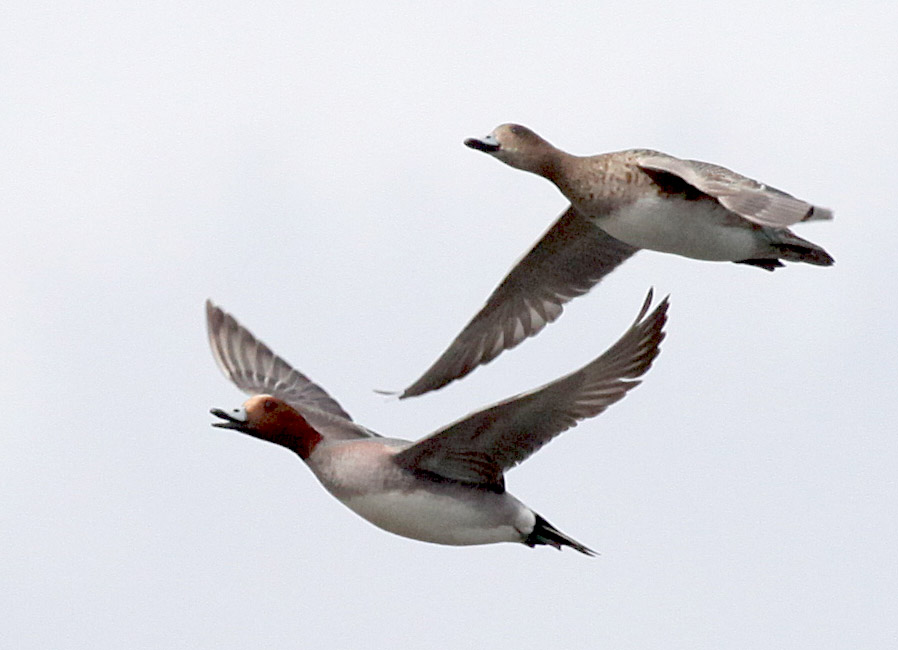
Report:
399,123,832,398
207,290,668,555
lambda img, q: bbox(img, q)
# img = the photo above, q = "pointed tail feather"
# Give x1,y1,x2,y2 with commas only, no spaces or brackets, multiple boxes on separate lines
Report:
774,241,835,266
770,230,834,267
524,513,596,556
776,244,834,266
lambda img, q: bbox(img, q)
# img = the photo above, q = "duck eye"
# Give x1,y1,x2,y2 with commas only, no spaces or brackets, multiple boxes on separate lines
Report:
264,399,277,412
510,125,525,136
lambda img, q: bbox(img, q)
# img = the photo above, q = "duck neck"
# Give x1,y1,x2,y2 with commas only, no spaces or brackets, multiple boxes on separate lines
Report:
538,149,575,188
270,413,323,461
547,152,601,203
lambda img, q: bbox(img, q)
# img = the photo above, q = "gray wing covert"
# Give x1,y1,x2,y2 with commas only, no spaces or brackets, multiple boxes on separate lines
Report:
636,153,833,228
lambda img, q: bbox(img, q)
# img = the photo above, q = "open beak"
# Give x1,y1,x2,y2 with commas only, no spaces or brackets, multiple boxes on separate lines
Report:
211,406,250,431
464,134,500,153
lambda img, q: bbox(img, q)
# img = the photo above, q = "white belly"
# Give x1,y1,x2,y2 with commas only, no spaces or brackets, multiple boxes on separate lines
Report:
342,489,534,546
596,196,764,261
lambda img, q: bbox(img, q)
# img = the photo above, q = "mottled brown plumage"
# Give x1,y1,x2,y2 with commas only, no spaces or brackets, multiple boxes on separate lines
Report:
399,124,833,399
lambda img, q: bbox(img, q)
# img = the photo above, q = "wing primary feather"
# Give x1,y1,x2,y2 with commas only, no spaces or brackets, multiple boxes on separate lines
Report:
205,299,355,422
393,289,669,485
398,207,638,398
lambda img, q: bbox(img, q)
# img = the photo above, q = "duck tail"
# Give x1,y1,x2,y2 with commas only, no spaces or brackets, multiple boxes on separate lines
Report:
740,229,834,268
772,230,835,267
524,513,596,556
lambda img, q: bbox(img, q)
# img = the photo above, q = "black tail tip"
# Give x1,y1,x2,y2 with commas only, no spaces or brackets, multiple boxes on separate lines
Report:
524,513,596,556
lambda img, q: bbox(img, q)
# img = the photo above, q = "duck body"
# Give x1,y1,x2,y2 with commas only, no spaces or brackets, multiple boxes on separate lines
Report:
392,126,834,399
309,438,533,546
550,150,767,261
206,291,669,555
471,126,833,268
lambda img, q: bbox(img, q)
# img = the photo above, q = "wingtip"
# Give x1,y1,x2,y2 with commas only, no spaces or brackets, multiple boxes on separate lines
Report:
396,386,434,400
804,206,834,222
206,299,229,339
634,286,670,324
395,376,454,401
205,298,222,322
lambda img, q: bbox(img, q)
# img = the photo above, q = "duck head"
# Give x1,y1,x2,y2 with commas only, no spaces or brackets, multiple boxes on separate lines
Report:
211,395,323,460
464,123,559,176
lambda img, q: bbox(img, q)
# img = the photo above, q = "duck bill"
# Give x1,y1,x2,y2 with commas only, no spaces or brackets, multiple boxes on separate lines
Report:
210,406,250,432
464,134,500,152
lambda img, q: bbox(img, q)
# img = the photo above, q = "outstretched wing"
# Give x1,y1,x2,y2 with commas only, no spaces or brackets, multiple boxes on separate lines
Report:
207,300,352,420
207,301,381,440
393,290,668,486
399,206,638,398
636,152,833,228
206,300,378,440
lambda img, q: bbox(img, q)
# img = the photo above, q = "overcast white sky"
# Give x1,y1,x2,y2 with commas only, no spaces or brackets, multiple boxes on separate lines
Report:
3,2,896,648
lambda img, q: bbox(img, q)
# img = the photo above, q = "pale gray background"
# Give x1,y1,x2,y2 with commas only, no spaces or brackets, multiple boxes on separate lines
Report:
3,2,896,648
